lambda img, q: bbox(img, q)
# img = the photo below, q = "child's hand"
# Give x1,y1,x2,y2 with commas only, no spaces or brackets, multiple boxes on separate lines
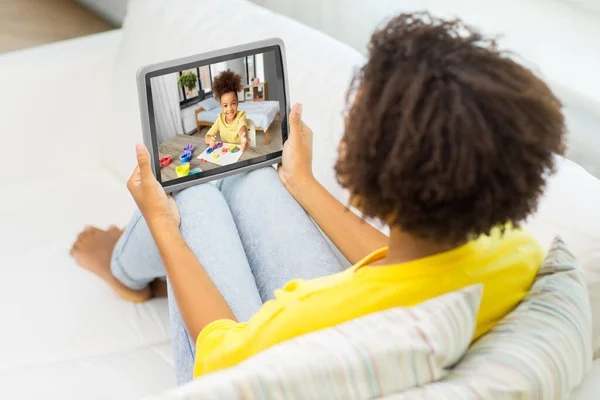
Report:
127,144,180,228
278,103,315,196
205,135,217,148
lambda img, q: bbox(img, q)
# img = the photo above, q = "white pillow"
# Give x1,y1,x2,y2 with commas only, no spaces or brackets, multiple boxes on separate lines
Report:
108,0,365,209
389,237,592,399
147,285,482,400
525,156,600,358
197,97,219,111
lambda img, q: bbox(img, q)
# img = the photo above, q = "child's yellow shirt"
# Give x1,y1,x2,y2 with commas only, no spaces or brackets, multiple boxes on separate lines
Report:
206,110,247,144
193,227,543,378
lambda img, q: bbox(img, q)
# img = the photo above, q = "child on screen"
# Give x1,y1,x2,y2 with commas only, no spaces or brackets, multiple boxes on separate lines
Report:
204,70,249,151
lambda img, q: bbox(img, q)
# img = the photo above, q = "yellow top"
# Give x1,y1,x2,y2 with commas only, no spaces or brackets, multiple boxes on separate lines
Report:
193,227,543,378
206,110,247,144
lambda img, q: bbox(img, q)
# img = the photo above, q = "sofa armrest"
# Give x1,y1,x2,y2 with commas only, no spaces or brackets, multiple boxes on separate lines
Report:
0,30,122,185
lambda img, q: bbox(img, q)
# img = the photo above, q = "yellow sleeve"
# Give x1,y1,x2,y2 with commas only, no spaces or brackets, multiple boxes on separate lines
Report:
206,117,220,137
194,319,250,378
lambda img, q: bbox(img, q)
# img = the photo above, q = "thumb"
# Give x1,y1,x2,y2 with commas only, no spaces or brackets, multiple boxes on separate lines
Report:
135,144,153,179
289,103,302,136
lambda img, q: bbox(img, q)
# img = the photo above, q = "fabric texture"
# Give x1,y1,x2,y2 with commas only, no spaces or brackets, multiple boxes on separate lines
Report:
524,156,600,358
194,226,542,377
150,237,591,399
110,167,346,384
150,73,185,143
389,236,593,399
205,110,248,143
148,285,482,400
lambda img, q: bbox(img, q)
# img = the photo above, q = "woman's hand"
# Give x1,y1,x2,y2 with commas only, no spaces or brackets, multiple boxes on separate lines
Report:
278,103,315,196
127,144,180,228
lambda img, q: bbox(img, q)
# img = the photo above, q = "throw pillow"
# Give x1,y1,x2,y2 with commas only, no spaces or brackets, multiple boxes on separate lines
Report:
389,236,593,399
147,285,482,400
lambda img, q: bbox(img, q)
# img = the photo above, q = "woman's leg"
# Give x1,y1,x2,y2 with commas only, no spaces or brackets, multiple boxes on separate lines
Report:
217,167,349,301
111,184,263,384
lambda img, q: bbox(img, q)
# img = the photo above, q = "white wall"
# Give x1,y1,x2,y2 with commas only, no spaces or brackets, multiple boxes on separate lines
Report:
210,59,248,85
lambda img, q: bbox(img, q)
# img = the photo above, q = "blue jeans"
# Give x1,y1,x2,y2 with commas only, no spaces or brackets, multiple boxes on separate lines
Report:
110,167,348,384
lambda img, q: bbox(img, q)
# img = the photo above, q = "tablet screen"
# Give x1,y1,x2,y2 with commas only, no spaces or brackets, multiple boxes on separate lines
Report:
145,45,287,186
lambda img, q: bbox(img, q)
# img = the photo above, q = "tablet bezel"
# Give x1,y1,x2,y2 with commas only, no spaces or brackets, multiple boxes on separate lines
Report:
136,38,289,193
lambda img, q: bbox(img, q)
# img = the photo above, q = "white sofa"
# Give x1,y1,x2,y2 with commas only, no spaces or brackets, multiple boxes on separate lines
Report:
0,0,599,398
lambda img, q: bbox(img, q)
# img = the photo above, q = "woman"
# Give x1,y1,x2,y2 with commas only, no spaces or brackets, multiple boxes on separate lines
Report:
71,13,564,384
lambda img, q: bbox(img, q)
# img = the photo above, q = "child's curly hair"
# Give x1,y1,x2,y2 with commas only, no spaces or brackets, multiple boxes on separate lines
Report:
212,70,242,100
335,13,566,244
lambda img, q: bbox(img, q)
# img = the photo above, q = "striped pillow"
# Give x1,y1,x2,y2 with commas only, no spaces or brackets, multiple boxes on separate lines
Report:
390,236,593,399
149,285,483,400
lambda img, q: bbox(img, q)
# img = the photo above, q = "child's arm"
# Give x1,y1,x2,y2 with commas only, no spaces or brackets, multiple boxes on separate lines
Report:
239,126,248,151
238,113,249,151
205,119,219,147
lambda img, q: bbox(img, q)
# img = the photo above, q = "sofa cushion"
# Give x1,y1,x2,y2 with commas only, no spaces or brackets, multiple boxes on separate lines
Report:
389,237,593,399
525,157,600,358
148,285,482,400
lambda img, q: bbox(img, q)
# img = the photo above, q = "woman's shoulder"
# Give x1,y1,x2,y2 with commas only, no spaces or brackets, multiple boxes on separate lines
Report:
484,225,544,263
492,224,538,242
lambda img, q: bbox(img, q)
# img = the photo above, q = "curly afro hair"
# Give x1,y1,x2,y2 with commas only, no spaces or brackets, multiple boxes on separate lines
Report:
212,70,242,100
335,13,566,244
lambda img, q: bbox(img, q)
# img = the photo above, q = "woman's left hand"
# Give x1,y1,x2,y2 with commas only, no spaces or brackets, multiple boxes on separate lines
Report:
127,144,180,228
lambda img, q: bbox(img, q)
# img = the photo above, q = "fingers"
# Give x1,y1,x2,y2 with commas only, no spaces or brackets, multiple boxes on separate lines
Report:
289,103,303,139
135,144,153,180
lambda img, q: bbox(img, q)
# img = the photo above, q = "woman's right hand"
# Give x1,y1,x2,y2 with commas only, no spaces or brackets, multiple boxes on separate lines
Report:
278,103,315,196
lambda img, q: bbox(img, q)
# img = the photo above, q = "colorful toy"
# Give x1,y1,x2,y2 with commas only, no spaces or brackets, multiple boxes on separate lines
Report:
200,158,207,163
179,151,192,163
206,147,214,154
231,146,240,153
188,168,202,175
159,155,172,167
183,144,195,153
214,142,223,149
176,163,190,177
229,144,237,150
212,153,219,159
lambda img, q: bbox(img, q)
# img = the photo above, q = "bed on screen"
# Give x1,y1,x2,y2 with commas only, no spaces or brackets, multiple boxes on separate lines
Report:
194,100,280,145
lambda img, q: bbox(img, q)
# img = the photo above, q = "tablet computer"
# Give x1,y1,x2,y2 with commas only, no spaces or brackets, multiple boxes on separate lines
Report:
136,38,289,193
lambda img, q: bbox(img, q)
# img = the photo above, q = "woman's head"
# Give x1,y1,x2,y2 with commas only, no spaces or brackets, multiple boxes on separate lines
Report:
212,70,242,119
336,13,565,245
